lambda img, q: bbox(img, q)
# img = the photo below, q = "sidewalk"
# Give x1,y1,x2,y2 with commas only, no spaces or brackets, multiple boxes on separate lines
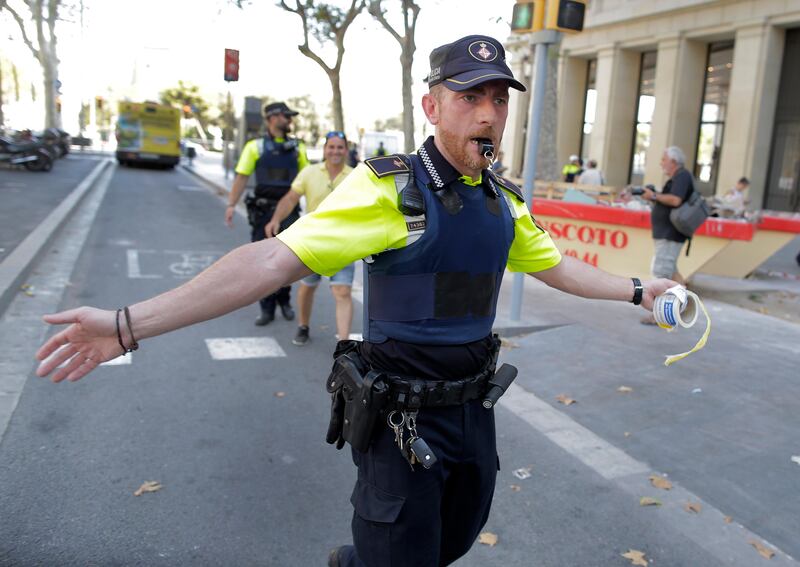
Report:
180,150,237,197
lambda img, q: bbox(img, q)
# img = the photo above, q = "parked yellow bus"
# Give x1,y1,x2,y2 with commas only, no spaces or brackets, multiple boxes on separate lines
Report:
115,101,181,167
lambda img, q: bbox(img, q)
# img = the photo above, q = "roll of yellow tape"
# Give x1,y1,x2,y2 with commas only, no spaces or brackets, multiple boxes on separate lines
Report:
652,286,711,366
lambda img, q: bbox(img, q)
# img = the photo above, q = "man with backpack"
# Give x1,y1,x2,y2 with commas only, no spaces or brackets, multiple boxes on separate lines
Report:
640,146,694,324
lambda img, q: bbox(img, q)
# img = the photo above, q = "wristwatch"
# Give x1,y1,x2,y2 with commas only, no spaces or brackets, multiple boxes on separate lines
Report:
631,277,643,305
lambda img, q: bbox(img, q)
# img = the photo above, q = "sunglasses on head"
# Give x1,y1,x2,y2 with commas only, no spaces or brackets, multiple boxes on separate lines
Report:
326,131,346,140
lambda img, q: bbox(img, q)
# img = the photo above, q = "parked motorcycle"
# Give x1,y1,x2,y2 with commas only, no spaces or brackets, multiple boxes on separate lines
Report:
38,128,71,158
0,136,54,171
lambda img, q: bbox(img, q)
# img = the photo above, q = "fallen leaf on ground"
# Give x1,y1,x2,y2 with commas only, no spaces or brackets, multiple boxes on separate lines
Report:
639,497,662,507
500,338,519,349
621,549,648,566
134,481,162,496
724,516,733,524
556,394,576,406
618,386,633,393
684,501,702,514
758,307,770,315
510,484,521,492
478,532,498,547
749,540,775,559
274,391,286,398
649,475,672,490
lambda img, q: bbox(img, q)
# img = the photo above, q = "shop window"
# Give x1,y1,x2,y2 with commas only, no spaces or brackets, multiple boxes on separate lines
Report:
579,59,597,161
629,51,656,185
694,41,734,195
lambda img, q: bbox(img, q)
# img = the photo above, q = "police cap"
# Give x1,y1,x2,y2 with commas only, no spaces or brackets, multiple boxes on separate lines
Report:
263,101,299,118
427,35,526,92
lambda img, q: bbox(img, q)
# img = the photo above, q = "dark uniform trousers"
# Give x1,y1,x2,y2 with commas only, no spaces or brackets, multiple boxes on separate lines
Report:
248,202,300,315
343,399,498,567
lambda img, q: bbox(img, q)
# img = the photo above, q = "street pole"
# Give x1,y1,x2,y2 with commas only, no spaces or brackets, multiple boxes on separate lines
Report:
224,89,233,179
509,29,561,321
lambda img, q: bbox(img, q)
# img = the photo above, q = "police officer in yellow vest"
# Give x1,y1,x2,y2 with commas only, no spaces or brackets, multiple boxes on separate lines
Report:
225,101,309,325
562,154,582,182
36,35,679,567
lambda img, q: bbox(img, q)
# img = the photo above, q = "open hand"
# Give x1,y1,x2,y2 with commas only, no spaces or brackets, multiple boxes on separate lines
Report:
35,307,123,383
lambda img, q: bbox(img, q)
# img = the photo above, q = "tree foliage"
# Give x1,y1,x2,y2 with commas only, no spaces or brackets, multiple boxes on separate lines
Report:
159,81,215,129
367,0,420,152
278,0,365,131
287,94,322,145
1,0,64,128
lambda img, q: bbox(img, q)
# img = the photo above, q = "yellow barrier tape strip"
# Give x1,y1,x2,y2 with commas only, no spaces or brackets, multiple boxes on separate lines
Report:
661,291,711,366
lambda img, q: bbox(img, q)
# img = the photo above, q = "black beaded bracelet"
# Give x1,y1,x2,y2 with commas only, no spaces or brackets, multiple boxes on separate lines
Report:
123,306,139,351
115,308,127,353
631,277,644,306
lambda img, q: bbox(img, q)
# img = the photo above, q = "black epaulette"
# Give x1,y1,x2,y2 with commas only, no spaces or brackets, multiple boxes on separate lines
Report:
492,173,525,203
364,154,410,178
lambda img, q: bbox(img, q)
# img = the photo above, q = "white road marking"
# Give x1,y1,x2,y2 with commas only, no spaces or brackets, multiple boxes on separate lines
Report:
126,249,162,279
500,382,649,480
101,354,132,366
177,185,205,192
205,337,287,360
0,163,114,442
499,381,798,564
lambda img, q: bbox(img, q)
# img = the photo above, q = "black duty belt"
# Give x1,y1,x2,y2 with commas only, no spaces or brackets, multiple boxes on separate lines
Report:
384,368,493,410
250,197,280,208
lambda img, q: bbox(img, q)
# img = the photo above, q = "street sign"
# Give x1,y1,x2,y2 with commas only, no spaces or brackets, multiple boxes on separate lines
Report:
224,48,239,82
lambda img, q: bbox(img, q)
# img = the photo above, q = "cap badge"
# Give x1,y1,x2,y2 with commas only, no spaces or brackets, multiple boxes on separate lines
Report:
469,40,498,62
393,158,404,168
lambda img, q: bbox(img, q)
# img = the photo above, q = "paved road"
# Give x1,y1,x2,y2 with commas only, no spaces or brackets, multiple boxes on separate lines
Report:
0,158,797,566
0,155,104,264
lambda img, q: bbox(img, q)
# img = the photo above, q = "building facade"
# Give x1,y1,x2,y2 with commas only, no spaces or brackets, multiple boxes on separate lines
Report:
505,0,800,212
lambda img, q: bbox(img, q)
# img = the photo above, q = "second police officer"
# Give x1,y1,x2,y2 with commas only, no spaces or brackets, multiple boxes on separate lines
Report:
225,101,309,326
36,35,678,567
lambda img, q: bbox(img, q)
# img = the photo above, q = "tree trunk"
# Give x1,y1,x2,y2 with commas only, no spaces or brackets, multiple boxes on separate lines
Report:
0,59,4,127
42,55,60,128
400,50,415,152
329,72,345,132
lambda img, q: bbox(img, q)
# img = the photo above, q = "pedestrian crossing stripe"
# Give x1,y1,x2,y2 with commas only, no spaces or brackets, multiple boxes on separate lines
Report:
101,354,132,366
205,337,287,360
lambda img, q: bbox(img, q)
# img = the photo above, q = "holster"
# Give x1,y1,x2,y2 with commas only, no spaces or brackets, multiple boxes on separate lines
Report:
325,342,388,453
244,195,274,227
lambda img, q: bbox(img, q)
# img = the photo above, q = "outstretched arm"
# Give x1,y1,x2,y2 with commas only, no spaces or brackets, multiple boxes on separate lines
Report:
36,239,312,383
531,255,675,311
225,174,250,227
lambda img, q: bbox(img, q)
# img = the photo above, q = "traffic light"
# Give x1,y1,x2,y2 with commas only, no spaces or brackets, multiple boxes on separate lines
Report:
545,0,586,33
224,48,239,82
510,1,544,34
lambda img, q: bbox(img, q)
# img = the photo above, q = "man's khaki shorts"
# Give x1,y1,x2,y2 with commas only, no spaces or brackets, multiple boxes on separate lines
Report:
651,239,684,278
